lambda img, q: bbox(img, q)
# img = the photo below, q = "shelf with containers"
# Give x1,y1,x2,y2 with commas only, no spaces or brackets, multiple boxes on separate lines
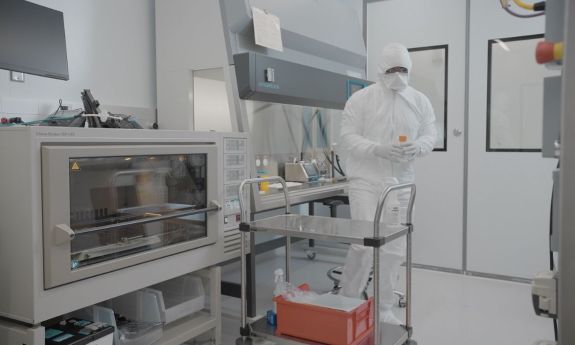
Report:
67,267,221,345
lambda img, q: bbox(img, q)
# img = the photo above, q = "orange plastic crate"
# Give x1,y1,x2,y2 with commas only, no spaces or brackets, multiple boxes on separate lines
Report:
274,295,374,345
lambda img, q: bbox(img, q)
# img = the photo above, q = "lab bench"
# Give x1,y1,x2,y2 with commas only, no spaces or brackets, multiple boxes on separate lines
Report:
251,179,349,214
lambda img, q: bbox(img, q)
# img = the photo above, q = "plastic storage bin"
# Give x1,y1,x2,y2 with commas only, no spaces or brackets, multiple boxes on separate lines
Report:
106,289,163,345
274,296,374,345
145,274,206,324
73,290,163,345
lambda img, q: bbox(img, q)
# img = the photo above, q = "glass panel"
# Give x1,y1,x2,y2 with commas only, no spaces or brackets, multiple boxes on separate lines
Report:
193,68,232,132
246,100,345,196
408,45,448,151
69,154,208,269
487,35,560,151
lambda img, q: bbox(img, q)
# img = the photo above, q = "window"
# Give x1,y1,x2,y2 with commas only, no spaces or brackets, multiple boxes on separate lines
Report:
408,45,448,151
487,34,559,152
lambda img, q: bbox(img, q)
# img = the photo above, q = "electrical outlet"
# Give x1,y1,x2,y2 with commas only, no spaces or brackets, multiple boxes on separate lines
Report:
10,71,25,82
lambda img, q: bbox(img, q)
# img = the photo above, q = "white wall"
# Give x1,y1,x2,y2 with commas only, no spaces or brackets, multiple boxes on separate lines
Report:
155,0,232,130
0,0,156,121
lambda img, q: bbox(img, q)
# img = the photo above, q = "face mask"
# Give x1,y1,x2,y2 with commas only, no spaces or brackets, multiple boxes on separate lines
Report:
380,72,408,91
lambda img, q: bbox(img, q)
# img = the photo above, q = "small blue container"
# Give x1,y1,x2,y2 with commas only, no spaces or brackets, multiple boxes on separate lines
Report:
266,310,277,326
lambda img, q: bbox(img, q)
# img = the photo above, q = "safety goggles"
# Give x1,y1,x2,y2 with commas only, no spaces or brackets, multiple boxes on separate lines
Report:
385,66,408,74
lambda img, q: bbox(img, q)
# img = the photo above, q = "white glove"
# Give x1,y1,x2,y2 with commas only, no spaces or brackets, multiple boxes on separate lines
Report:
399,142,420,161
374,144,403,162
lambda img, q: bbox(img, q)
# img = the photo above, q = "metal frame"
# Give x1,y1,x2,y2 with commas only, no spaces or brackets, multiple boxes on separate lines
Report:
236,177,416,345
462,0,472,274
373,184,416,343
238,177,290,334
220,194,349,317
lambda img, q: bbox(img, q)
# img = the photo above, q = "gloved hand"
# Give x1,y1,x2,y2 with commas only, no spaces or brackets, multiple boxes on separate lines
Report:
399,142,420,161
374,144,403,162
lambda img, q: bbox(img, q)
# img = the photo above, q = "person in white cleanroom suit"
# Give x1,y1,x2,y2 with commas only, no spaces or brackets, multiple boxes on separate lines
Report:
339,42,437,324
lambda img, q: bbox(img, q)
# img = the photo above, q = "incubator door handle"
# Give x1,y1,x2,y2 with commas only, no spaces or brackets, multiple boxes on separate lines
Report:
209,199,222,210
53,224,76,245
72,204,221,236
453,128,463,137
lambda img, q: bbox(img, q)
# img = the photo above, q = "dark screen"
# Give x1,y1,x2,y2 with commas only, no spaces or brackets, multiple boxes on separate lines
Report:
0,0,69,80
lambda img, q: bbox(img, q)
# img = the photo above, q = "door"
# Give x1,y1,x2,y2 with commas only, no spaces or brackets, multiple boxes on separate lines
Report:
367,0,467,270
466,0,557,279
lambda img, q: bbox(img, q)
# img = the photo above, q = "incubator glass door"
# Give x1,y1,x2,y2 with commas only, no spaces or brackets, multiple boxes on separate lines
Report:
69,154,208,269
42,144,219,288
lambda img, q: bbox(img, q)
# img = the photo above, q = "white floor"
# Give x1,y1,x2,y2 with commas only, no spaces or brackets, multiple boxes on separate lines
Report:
220,242,554,345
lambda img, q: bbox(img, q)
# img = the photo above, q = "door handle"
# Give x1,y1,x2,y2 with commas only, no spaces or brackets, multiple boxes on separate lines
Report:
54,224,76,245
73,202,223,236
453,129,463,137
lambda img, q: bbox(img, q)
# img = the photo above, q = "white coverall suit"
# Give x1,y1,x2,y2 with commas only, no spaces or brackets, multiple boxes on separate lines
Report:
339,43,437,324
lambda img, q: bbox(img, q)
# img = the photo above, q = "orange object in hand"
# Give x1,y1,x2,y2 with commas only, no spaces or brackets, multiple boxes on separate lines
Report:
399,135,408,143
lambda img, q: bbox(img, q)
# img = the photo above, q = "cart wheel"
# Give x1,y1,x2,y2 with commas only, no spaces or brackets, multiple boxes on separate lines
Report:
306,250,316,260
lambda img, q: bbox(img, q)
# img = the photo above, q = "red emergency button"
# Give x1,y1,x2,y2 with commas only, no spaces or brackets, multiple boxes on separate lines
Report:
536,41,564,64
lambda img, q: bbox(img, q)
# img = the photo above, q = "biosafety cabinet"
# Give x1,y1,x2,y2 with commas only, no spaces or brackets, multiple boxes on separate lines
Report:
0,127,248,339
156,0,370,213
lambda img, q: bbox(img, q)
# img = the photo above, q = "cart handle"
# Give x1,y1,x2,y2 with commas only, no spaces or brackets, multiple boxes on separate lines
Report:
238,177,291,223
373,183,416,238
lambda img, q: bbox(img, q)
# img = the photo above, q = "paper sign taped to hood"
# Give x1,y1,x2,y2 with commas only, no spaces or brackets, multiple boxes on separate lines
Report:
252,7,283,52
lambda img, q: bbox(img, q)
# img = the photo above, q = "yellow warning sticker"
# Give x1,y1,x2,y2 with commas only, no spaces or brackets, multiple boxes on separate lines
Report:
71,161,80,171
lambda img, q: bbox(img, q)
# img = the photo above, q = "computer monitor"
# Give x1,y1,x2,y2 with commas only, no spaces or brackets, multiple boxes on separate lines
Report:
0,0,69,80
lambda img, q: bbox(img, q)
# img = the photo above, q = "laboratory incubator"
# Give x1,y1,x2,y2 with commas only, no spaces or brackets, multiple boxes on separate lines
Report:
0,127,248,332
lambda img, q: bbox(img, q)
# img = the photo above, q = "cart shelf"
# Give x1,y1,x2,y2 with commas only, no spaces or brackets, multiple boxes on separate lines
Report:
243,214,409,246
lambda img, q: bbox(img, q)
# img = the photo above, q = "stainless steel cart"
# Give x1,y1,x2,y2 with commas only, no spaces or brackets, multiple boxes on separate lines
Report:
236,177,416,345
